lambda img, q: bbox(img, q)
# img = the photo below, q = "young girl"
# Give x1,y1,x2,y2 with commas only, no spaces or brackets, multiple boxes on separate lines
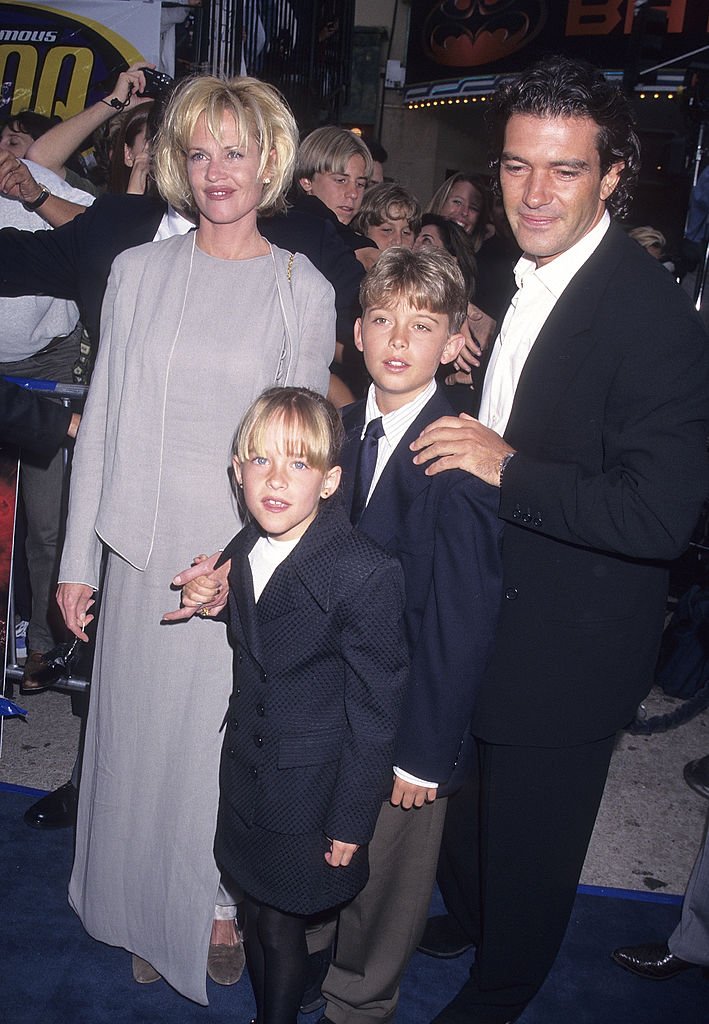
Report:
185,387,408,1024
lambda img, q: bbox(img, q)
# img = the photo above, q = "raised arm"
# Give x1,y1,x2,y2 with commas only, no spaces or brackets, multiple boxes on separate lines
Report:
24,63,153,179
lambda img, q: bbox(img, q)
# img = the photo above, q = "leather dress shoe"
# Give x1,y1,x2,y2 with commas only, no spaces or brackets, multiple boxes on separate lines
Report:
611,942,699,979
207,941,246,985
132,954,162,984
417,914,474,958
20,651,55,694
24,781,77,829
684,755,709,800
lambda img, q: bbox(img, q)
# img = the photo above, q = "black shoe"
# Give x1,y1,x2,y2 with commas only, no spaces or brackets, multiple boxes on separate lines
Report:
684,755,709,800
299,946,331,1014
24,781,77,829
611,942,699,980
417,914,474,959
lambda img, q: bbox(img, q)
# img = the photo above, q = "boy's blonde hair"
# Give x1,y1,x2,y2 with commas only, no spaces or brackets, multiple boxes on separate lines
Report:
233,387,344,473
296,126,374,184
152,75,298,217
352,183,422,236
360,248,468,332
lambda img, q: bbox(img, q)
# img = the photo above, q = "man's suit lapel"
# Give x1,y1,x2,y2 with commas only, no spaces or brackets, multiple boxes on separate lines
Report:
341,389,451,548
504,222,627,445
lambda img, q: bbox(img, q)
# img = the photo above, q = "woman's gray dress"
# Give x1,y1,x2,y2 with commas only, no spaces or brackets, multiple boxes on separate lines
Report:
60,235,334,1005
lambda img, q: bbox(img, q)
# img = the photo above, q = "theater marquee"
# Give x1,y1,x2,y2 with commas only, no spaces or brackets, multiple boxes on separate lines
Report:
405,1,709,92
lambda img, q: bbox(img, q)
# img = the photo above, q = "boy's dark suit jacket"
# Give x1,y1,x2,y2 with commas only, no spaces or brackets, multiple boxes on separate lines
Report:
0,193,362,347
214,498,408,916
340,386,503,794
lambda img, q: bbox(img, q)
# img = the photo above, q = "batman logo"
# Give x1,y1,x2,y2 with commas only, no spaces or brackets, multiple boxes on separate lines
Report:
422,0,549,68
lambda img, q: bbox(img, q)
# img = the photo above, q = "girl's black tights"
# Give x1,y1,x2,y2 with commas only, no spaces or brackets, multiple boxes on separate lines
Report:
242,895,308,1024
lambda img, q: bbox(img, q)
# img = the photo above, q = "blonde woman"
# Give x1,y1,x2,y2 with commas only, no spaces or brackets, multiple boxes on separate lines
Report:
426,172,490,252
56,75,335,1005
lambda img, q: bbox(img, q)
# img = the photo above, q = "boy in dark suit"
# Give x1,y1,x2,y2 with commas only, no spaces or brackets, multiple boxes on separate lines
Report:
317,247,503,1024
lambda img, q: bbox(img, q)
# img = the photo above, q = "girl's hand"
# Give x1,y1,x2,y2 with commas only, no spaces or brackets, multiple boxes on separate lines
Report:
162,552,230,621
56,583,95,641
325,838,359,868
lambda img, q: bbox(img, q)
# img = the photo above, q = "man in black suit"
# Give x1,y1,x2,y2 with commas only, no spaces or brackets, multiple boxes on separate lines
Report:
411,56,709,1024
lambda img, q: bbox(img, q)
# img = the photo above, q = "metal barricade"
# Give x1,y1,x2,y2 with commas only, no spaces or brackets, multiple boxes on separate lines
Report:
2,377,90,695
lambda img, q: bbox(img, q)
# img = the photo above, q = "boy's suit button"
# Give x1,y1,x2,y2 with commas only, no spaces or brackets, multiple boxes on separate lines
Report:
533,515,543,526
253,734,264,748
256,703,265,717
505,587,518,600
235,687,241,697
230,719,238,729
522,512,532,523
227,747,235,758
250,767,258,779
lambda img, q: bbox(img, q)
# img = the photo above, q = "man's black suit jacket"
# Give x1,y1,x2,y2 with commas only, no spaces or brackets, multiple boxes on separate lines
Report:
471,221,709,748
0,193,363,348
341,387,503,793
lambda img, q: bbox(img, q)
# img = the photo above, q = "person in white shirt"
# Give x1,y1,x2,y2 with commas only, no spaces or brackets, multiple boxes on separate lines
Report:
411,56,709,1024
0,159,93,690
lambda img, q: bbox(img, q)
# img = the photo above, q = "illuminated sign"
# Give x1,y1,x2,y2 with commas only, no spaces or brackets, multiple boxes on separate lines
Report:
406,1,709,84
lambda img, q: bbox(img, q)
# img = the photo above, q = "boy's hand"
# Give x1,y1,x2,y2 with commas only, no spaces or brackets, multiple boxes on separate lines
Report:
325,838,359,867
162,552,230,621
390,776,436,809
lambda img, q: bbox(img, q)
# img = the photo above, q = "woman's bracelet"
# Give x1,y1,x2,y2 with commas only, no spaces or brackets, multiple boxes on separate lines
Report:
23,187,51,211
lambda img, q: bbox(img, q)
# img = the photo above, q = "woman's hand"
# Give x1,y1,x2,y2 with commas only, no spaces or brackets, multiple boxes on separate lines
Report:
56,583,95,641
325,838,359,868
162,552,230,622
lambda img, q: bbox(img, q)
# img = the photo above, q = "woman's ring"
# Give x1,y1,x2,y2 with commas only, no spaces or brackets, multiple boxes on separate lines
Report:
198,607,210,618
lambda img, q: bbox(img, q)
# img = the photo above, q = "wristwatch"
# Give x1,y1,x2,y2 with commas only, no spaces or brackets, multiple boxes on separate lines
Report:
23,187,51,211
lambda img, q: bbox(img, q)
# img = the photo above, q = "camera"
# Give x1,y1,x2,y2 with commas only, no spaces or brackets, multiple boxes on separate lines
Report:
139,67,173,99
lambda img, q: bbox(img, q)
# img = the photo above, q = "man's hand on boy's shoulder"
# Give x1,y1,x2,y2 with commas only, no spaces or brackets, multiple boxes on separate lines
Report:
390,775,437,809
410,413,515,487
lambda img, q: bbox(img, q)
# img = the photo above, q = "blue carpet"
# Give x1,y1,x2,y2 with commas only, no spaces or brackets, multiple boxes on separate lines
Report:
3,784,706,1024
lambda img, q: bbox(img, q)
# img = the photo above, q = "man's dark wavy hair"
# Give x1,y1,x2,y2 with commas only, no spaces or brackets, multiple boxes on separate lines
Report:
486,55,640,219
